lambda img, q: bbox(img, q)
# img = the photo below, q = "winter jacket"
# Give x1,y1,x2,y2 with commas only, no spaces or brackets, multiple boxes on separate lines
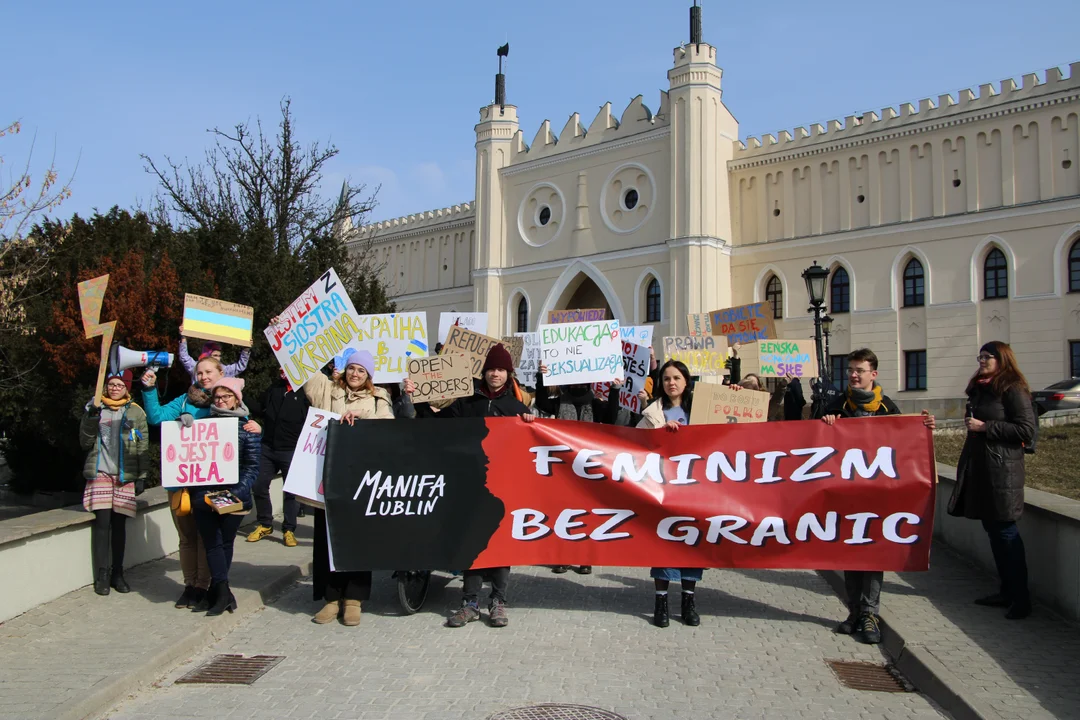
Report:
303,372,395,418
636,399,674,429
948,383,1035,523
823,391,901,418
258,380,310,451
141,386,214,426
533,372,605,420
80,401,149,485
178,338,250,381
416,379,530,419
190,422,261,512
784,378,807,421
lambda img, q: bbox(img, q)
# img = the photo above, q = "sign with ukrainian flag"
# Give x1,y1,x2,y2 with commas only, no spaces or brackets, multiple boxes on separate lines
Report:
183,294,255,348
345,312,430,383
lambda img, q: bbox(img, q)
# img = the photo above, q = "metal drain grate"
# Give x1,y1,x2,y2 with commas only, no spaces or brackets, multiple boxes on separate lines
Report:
488,705,628,720
827,660,914,692
175,654,285,685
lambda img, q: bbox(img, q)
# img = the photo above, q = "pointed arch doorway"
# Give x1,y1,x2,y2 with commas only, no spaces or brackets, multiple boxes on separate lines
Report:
539,260,625,324
556,275,613,319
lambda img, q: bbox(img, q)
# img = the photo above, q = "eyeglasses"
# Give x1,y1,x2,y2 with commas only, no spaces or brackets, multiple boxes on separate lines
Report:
212,394,234,404
976,354,995,362
848,368,873,376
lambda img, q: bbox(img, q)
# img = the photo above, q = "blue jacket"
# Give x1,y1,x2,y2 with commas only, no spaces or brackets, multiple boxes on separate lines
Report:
142,387,213,426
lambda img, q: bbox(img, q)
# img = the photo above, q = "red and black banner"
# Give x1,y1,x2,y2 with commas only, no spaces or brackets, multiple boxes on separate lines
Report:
323,417,935,572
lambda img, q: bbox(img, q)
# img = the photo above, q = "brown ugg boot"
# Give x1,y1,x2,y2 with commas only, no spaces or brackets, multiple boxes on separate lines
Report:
313,600,340,624
342,599,362,626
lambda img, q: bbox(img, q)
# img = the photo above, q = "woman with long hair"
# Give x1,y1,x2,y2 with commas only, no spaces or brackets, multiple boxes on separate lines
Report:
948,341,1036,619
636,359,703,627
304,347,394,627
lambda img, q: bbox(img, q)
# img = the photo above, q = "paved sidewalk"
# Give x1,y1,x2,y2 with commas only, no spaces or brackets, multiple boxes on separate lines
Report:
0,516,313,720
106,566,947,720
877,544,1080,720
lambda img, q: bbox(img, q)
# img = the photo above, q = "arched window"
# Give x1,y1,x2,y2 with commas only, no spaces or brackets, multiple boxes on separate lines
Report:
903,258,925,307
516,296,528,333
830,267,850,313
645,278,661,323
984,248,1008,299
765,275,783,320
1069,240,1080,293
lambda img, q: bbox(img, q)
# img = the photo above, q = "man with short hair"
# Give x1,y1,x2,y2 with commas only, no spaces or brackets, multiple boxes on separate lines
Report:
822,348,935,644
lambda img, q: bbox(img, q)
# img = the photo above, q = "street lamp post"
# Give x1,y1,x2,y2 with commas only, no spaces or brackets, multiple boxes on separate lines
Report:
802,262,834,418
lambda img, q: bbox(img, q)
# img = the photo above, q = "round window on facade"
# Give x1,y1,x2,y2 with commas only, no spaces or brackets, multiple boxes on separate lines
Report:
623,188,639,210
538,206,551,226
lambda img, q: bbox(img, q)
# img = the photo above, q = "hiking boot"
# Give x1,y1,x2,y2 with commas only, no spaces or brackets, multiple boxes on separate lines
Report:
1005,601,1032,620
855,613,882,644
551,566,569,574
313,600,340,624
283,530,298,548
446,602,480,628
836,609,859,635
653,594,669,628
246,525,273,543
488,599,509,628
342,599,362,626
175,585,198,609
974,593,1011,608
110,569,131,593
681,592,700,626
575,566,593,575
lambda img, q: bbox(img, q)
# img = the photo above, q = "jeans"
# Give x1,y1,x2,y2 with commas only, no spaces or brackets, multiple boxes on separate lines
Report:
193,508,244,583
254,446,299,532
982,519,1030,605
311,508,371,602
463,567,511,604
650,567,704,583
171,505,210,589
844,570,883,615
91,510,126,572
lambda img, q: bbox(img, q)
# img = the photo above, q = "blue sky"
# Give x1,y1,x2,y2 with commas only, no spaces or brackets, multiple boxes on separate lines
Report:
7,0,1079,227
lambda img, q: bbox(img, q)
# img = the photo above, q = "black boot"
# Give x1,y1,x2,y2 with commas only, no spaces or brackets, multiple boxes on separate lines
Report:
206,581,237,617
681,592,701,626
175,586,197,609
653,593,669,628
191,583,214,613
94,567,111,596
110,569,130,593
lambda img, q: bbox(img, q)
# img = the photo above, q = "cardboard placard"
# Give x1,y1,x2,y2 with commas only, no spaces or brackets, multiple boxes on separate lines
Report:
547,308,606,324
709,302,777,345
620,325,654,347
283,408,341,506
77,274,116,408
687,313,712,337
500,336,525,368
346,312,429,383
759,339,818,378
514,332,541,385
160,418,239,488
183,293,254,347
407,354,473,403
443,325,502,379
689,384,771,425
438,312,488,344
662,336,729,376
539,320,623,386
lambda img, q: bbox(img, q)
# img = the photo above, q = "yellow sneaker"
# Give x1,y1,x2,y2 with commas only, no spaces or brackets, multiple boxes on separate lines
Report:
246,525,273,543
283,530,298,547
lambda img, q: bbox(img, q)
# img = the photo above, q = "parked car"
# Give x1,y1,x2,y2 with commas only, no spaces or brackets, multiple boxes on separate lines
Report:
1031,379,1080,414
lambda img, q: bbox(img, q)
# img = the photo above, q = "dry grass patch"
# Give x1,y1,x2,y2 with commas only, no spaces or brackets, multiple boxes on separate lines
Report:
934,424,1080,501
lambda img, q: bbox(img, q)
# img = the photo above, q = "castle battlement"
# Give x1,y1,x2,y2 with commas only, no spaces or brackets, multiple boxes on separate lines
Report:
509,91,670,165
353,201,475,241
733,61,1080,159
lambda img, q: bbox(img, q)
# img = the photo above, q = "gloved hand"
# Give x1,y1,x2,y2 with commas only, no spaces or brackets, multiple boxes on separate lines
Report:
85,398,100,415
135,479,146,496
179,413,195,428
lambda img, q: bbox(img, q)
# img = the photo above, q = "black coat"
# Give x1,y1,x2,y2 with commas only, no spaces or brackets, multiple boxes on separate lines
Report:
257,380,311,452
948,383,1035,522
416,379,529,419
784,378,806,421
824,391,901,418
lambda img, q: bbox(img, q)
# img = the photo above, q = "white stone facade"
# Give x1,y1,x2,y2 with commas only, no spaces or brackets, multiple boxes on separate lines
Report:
346,12,1080,416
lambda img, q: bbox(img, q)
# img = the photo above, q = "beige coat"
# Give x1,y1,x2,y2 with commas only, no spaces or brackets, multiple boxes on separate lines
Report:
303,372,395,418
636,399,668,429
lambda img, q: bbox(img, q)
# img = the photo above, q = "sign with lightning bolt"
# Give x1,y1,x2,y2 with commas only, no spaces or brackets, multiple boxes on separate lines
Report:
78,274,117,408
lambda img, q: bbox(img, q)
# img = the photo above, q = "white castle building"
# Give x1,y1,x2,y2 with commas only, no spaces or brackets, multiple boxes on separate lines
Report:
345,5,1080,416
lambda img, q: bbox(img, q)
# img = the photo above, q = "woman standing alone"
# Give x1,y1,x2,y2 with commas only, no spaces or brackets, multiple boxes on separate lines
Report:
948,341,1036,619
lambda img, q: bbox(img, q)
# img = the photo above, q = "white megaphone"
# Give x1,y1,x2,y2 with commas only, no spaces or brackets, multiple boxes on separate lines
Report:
109,345,175,373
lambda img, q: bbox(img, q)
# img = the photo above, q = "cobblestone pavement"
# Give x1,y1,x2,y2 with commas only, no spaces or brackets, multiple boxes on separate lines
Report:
107,566,948,720
887,545,1080,720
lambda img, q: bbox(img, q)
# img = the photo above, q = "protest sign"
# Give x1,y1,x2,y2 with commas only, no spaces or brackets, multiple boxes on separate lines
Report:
687,313,712,337
264,268,363,387
709,302,777,345
759,339,818,378
514,332,541,385
547,308,606,324
160,418,239,489
77,274,116,408
590,340,651,413
539,320,623,386
443,325,501,379
620,325,654,347
183,294,254,347
438,312,488,344
283,408,341,506
662,336,729,375
407,354,473,403
346,312,429,383
500,336,525,367
690,384,771,425
323,416,936,572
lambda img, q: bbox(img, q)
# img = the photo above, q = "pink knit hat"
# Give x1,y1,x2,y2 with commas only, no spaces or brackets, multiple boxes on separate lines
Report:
211,377,245,405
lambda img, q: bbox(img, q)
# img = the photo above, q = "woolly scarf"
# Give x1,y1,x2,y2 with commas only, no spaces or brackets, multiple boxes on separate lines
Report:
557,385,595,423
845,383,883,416
187,385,212,408
99,394,130,411
210,401,250,419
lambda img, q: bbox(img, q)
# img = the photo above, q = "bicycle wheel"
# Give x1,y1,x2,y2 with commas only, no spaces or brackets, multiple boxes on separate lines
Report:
396,570,432,614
